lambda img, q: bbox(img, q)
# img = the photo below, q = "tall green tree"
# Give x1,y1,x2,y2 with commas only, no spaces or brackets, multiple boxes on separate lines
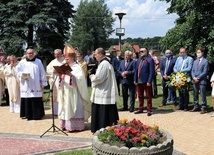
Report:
0,0,75,56
159,0,214,59
69,0,115,53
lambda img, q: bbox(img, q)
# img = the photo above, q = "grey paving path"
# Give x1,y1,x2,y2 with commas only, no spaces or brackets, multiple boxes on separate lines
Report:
1,103,214,155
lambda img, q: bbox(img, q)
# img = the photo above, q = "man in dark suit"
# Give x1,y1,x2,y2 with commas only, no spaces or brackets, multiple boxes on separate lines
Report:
134,48,155,116
159,49,177,108
115,50,124,96
190,47,208,114
118,50,136,112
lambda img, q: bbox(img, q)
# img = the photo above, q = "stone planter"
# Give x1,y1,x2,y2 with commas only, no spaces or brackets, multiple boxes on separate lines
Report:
92,129,173,155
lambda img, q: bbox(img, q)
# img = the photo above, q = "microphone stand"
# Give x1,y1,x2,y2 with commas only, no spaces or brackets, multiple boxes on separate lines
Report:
40,75,68,138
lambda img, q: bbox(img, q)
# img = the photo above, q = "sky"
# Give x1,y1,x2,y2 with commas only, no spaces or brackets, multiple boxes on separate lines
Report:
69,0,178,39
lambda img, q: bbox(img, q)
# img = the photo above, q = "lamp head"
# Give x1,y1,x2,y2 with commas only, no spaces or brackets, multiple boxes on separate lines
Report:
115,13,126,20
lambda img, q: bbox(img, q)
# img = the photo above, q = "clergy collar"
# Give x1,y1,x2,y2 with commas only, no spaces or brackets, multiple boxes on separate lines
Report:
100,57,110,63
26,57,36,62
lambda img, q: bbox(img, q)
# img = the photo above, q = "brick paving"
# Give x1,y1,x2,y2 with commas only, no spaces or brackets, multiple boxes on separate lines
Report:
0,104,214,155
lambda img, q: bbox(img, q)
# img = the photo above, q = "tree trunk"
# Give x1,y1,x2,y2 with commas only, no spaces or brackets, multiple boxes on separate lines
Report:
27,24,34,48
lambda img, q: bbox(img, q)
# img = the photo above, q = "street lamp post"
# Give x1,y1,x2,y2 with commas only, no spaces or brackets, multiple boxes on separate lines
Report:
115,13,126,51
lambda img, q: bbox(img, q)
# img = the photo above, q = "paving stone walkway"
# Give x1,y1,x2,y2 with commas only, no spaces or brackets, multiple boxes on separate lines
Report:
0,104,214,155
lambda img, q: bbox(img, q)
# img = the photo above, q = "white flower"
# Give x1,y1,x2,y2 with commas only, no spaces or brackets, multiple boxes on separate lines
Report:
175,75,182,84
187,77,191,82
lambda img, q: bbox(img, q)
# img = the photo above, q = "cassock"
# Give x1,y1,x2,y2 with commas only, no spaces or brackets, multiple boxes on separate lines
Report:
16,58,47,120
90,58,119,133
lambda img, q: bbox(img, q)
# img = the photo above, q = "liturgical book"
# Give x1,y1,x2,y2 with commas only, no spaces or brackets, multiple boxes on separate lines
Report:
53,63,72,74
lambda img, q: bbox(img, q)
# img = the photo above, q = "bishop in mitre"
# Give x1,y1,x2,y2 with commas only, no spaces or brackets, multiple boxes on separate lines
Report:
58,46,91,132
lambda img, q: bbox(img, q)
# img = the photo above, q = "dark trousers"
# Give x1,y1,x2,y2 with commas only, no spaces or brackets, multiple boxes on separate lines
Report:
151,74,158,97
137,83,152,112
122,83,135,110
162,80,177,105
5,88,9,105
193,83,207,110
178,89,189,109
87,74,91,87
116,76,121,96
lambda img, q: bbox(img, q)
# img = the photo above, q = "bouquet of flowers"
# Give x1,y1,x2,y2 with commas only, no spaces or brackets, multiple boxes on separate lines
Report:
97,118,163,148
166,71,191,92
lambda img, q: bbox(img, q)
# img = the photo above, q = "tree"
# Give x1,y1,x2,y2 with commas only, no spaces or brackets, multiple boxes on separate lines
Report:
108,37,162,53
158,0,214,60
0,0,75,57
68,0,115,53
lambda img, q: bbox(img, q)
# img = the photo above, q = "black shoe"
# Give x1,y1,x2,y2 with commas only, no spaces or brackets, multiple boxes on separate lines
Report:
129,109,134,113
153,95,158,98
134,110,143,114
147,112,152,116
178,107,184,110
118,108,128,111
129,107,134,113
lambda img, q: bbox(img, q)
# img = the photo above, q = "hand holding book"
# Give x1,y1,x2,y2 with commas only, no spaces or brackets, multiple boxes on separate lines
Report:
53,63,72,75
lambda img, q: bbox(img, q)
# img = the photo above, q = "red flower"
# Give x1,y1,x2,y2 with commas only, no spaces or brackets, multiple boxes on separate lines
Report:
120,135,127,141
115,129,123,137
132,136,141,142
130,128,138,134
98,118,163,148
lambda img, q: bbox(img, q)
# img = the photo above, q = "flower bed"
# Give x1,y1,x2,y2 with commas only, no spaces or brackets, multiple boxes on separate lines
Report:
92,119,173,155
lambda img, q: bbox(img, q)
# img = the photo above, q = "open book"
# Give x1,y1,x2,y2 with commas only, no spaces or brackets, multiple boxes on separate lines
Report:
53,63,72,74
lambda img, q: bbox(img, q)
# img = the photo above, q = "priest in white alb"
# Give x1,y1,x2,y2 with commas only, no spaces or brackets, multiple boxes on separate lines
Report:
4,55,20,113
46,49,64,115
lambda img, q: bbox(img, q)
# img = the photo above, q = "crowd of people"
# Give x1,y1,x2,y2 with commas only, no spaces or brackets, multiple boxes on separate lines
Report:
0,46,214,134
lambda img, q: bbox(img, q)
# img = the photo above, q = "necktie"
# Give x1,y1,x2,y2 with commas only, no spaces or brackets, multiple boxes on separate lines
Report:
125,60,128,68
180,58,186,71
197,59,200,68
138,59,144,78
164,59,170,75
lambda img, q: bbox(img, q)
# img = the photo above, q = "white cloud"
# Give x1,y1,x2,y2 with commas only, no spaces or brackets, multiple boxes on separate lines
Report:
69,0,81,9
69,0,178,38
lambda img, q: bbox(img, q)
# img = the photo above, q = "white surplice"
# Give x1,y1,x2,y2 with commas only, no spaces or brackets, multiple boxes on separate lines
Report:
16,58,47,98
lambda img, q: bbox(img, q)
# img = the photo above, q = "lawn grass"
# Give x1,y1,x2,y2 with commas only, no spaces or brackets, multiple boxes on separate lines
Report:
55,148,93,155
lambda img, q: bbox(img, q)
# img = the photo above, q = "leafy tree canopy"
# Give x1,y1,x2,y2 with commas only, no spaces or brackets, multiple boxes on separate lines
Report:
68,0,115,54
158,0,214,60
0,0,75,58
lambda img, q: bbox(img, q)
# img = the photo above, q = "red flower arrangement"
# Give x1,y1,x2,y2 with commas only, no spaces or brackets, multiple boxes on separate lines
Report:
98,118,163,148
